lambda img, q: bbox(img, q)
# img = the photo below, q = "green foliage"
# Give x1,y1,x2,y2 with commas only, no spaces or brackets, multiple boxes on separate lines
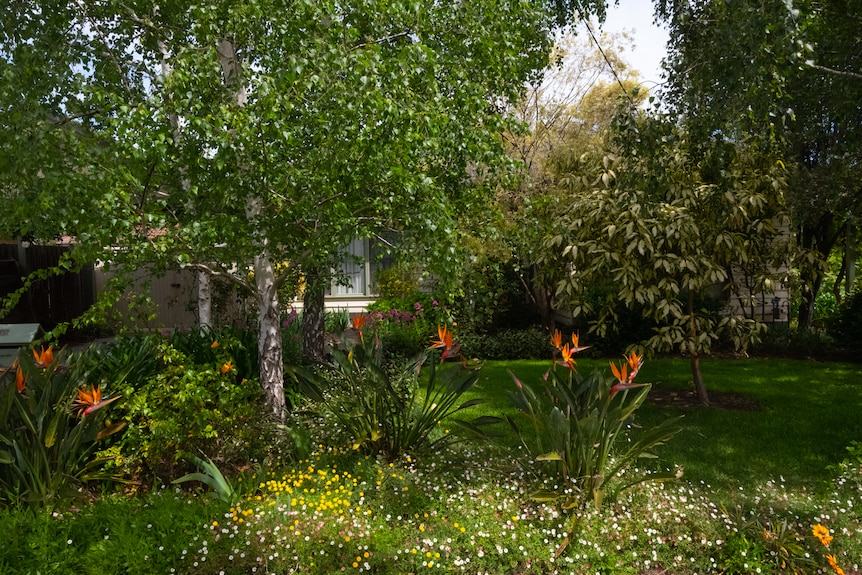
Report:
281,308,303,367
73,335,163,392
459,327,552,360
830,289,862,344
504,352,682,510
168,326,259,383
171,454,237,504
291,329,487,461
751,325,837,358
373,261,421,300
450,253,529,332
719,505,812,574
324,308,351,334
0,489,218,575
0,348,125,507
366,296,452,363
108,339,271,482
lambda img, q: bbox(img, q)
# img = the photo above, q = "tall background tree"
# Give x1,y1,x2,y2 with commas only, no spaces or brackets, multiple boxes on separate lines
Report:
655,0,862,329
455,24,644,334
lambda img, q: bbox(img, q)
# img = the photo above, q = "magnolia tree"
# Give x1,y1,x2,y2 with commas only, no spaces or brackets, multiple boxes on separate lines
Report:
0,1,616,419
553,111,789,405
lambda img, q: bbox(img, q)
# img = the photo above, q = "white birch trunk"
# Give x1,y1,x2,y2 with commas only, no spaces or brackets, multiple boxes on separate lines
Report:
198,271,212,328
218,38,285,420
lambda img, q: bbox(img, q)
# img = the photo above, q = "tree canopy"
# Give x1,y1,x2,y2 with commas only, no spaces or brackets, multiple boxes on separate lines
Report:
655,0,862,327
1,0,611,418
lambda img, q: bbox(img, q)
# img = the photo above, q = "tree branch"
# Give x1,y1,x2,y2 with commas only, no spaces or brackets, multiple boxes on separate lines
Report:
808,63,862,80
75,0,134,96
180,262,254,295
350,31,411,52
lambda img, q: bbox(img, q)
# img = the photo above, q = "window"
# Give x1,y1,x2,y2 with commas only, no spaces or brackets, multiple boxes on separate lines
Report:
327,238,394,297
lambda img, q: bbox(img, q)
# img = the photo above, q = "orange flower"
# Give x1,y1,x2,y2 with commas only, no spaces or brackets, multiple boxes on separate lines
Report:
429,325,461,361
72,385,119,418
33,346,54,368
12,360,25,393
551,329,563,350
610,360,628,384
351,314,367,330
570,333,590,353
813,524,833,546
826,554,844,575
558,344,577,370
610,357,647,398
211,341,220,349
221,361,234,373
626,351,643,381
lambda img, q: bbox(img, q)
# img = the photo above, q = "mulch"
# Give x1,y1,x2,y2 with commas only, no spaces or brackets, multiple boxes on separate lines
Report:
646,387,761,411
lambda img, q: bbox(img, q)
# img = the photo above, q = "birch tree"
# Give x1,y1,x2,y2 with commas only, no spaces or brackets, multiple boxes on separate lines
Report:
1,0,607,419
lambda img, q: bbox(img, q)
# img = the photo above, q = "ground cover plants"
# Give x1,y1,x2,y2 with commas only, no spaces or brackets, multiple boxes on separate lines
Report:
0,326,860,574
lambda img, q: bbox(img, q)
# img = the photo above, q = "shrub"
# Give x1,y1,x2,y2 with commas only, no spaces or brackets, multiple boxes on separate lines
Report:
324,308,350,334
373,261,421,300
366,296,453,363
168,325,259,382
830,289,862,345
751,325,837,358
281,308,303,366
105,338,273,483
459,326,552,360
290,324,489,461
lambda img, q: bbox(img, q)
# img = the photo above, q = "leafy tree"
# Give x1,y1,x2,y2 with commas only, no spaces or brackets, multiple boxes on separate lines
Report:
553,111,788,405
655,0,862,328
0,0,600,420
476,26,646,333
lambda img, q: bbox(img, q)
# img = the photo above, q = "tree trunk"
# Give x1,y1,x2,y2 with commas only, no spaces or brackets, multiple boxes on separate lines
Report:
198,271,212,328
690,353,708,406
798,214,839,330
253,248,285,421
845,223,856,296
688,290,709,406
217,38,284,418
302,266,327,363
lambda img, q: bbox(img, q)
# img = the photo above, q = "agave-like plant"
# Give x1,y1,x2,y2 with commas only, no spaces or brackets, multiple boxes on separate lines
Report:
172,453,237,504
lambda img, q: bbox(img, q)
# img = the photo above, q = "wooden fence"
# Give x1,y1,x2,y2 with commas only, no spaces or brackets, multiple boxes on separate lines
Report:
0,243,94,329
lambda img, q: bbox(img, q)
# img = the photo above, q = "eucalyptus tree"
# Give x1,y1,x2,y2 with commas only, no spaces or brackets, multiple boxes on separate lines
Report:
1,0,622,419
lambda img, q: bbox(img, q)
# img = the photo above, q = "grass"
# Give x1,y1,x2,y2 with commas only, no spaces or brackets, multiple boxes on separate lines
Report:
1,357,861,574
469,358,862,492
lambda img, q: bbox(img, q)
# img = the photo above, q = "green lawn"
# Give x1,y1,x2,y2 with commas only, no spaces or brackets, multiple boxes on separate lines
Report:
2,356,860,574
468,358,862,492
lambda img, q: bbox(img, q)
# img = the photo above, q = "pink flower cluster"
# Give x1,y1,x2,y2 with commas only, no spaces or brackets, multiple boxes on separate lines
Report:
369,307,417,328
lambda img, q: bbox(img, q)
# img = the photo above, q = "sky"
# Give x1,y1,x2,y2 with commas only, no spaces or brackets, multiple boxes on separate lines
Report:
598,1,670,89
